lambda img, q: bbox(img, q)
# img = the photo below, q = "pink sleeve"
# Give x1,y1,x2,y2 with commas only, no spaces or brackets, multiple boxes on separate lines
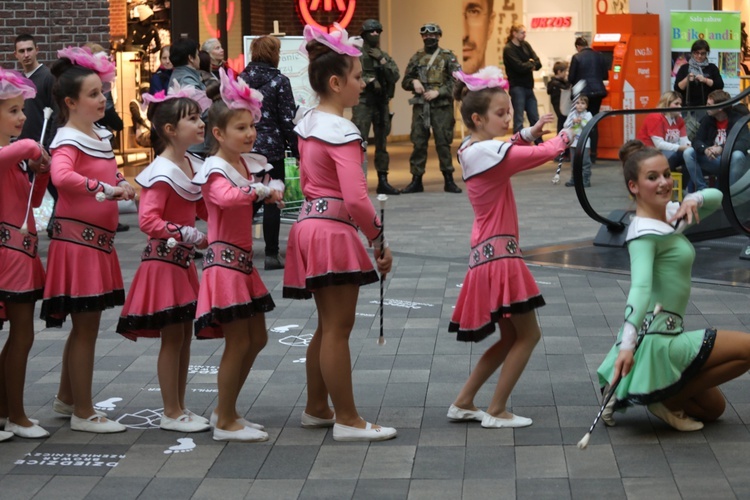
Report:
196,198,208,221
138,183,184,240
495,134,569,179
330,142,382,242
31,172,50,208
0,139,42,173
203,173,258,209
51,145,105,195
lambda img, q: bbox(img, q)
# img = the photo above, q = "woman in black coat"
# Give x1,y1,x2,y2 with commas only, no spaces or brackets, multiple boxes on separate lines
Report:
240,36,299,270
674,39,724,107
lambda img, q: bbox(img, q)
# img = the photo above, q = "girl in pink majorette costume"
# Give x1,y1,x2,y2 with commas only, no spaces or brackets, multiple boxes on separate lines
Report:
0,68,52,440
116,87,212,433
447,67,573,429
192,68,283,442
282,24,397,442
41,47,136,434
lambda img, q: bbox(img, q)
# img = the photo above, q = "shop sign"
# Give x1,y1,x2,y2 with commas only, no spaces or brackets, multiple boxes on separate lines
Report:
296,0,357,32
528,15,576,30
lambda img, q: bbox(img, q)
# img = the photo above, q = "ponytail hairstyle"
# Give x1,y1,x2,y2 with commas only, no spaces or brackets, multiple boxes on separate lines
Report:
452,67,510,131
147,97,201,155
619,139,663,196
206,98,240,156
306,40,355,97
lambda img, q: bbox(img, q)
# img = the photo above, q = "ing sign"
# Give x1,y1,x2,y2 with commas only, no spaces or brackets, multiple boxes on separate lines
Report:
296,0,357,32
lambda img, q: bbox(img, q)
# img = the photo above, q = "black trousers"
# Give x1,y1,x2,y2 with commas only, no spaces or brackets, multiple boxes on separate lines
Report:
263,158,285,256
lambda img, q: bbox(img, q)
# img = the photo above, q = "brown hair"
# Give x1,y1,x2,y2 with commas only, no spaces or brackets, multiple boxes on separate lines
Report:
506,24,525,44
147,97,201,155
619,140,663,196
306,40,355,97
577,95,589,106
552,61,568,75
453,80,507,130
251,36,281,68
207,99,253,155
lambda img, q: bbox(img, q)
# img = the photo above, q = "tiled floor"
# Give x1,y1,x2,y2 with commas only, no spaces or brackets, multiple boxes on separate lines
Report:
2,143,750,499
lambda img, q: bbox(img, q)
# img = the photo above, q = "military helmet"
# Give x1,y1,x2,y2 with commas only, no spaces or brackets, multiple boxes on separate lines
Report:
419,23,442,36
362,19,383,33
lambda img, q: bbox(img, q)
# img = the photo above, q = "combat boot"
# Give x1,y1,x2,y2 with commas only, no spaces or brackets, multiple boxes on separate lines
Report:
443,172,462,193
376,173,401,195
402,175,424,193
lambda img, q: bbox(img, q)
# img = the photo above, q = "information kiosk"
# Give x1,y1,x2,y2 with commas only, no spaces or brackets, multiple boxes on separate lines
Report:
592,14,661,160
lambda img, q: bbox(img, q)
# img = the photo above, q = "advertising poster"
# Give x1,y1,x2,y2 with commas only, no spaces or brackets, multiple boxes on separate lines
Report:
462,0,523,74
670,10,742,97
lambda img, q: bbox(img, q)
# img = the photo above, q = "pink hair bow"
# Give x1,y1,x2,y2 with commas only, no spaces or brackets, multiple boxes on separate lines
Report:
0,68,36,100
453,66,509,91
300,23,363,57
219,68,263,122
142,81,212,112
58,46,117,83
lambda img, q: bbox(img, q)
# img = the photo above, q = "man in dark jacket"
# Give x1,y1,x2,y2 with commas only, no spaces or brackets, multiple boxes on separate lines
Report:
14,34,57,148
568,37,608,161
502,24,541,134
683,90,750,192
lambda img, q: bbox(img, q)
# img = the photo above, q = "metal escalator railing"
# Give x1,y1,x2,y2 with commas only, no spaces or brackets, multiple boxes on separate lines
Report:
573,85,750,237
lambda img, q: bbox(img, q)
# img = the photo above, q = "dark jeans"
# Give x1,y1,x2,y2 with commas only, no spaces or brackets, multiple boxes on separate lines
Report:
263,158,285,256
509,86,539,134
585,94,603,159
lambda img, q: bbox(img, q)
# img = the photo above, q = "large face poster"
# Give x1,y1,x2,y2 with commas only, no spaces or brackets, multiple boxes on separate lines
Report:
462,0,523,73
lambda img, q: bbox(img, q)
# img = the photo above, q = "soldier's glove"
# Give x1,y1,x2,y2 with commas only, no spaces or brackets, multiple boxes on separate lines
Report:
368,47,384,60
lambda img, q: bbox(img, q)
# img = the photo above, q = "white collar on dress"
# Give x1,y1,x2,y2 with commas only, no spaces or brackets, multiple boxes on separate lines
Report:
457,137,513,181
192,153,270,187
135,153,204,201
50,125,114,159
294,108,363,146
626,202,688,241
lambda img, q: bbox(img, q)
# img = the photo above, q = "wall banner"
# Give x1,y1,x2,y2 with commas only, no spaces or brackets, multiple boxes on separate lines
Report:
670,10,742,97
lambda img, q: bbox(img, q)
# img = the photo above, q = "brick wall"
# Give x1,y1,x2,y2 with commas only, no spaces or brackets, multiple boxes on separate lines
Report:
251,0,380,36
110,0,128,40
0,1,111,68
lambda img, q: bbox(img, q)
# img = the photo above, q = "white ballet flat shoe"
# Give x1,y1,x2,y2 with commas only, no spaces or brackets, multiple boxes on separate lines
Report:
481,412,533,429
5,420,49,439
70,415,126,434
301,412,335,428
160,414,211,433
209,411,265,431
0,417,39,428
647,402,704,432
212,426,269,442
183,410,210,425
53,397,106,418
0,430,13,442
446,404,486,422
332,422,397,442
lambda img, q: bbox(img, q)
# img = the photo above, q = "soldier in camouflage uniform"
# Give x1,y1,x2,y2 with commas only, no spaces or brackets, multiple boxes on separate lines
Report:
401,23,462,193
351,19,401,195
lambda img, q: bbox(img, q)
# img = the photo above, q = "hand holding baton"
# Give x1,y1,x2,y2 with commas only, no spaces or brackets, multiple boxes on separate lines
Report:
21,107,53,234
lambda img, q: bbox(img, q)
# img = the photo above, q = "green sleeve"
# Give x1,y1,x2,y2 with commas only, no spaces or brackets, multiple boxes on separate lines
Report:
439,51,461,99
623,237,657,332
382,53,400,86
401,55,419,92
697,188,723,219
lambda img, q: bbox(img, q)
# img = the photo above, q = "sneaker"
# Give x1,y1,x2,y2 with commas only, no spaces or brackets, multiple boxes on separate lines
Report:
212,426,269,442
210,410,264,431
446,404,486,422
53,397,107,418
0,430,12,442
4,420,49,439
70,415,126,434
301,411,335,428
481,412,533,429
160,414,211,433
332,422,397,442
647,402,704,432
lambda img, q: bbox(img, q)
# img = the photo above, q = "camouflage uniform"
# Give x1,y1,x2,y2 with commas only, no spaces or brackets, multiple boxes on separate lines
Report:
351,23,400,177
401,45,461,178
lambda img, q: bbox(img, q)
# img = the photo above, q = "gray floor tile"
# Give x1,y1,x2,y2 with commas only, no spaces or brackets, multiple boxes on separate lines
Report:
353,478,410,500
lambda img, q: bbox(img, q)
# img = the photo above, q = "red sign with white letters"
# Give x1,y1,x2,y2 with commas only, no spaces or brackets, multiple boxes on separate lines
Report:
296,0,357,32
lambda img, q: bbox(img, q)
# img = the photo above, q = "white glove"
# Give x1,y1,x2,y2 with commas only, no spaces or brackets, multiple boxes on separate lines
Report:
268,179,285,193
683,191,704,207
178,226,206,245
619,322,638,351
560,128,574,144
99,182,116,200
251,182,270,200
372,235,389,251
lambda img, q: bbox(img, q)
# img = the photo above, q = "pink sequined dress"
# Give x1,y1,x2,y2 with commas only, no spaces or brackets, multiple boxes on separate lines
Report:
117,154,207,340
192,154,275,339
283,109,381,299
0,140,47,328
450,132,569,341
41,126,127,328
